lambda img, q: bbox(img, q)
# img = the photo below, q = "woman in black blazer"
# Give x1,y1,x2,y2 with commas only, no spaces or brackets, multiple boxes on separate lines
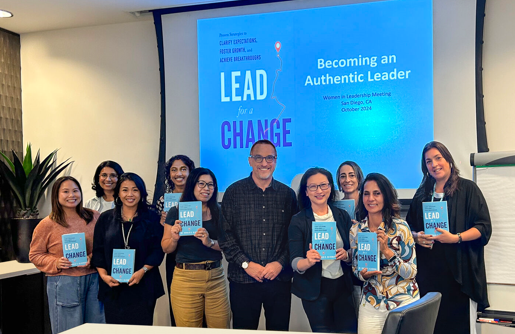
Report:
288,167,357,333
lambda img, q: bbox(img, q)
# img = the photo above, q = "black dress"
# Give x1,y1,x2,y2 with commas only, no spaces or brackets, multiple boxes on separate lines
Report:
406,177,491,334
91,208,165,325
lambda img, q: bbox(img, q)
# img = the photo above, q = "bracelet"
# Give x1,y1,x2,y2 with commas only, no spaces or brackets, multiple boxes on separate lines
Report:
457,233,462,244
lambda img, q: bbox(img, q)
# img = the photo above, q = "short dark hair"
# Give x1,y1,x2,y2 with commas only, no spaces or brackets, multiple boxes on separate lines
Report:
418,141,460,197
92,161,124,198
164,155,196,191
51,176,94,227
114,173,151,212
180,168,220,227
297,167,336,211
250,139,277,155
336,161,364,192
357,173,400,231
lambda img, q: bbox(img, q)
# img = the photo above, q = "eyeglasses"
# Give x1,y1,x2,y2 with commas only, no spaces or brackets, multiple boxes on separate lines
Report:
250,155,277,163
306,183,331,192
197,181,215,190
100,173,118,179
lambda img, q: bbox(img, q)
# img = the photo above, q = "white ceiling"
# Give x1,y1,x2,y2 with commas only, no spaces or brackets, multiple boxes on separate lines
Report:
0,0,236,34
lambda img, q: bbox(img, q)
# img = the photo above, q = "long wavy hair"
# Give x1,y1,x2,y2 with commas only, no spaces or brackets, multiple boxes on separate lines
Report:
336,160,364,193
418,141,460,197
164,155,195,192
357,173,400,231
297,167,337,211
51,176,94,227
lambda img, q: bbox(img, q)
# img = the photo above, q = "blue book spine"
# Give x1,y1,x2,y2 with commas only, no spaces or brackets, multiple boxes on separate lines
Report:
178,201,203,236
312,222,337,260
164,193,181,212
357,232,380,271
61,232,88,267
111,249,136,283
422,202,449,236
333,200,355,219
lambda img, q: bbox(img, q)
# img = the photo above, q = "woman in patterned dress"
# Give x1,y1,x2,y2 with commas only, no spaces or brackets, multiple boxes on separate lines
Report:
350,173,419,334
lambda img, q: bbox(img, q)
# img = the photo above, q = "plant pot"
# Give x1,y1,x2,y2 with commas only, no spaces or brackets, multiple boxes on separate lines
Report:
10,218,41,263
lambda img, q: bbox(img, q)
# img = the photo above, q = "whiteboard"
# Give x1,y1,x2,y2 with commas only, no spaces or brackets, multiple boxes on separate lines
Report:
476,166,515,285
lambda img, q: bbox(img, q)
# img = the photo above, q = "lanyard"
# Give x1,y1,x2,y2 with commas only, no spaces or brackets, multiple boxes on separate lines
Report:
121,223,134,249
431,183,444,202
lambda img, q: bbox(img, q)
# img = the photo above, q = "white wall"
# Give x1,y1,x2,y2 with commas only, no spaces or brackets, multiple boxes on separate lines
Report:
20,19,171,326
481,0,515,314
21,19,161,212
483,0,515,153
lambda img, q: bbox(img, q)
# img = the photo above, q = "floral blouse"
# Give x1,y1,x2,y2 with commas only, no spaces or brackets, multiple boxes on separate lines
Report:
350,217,419,310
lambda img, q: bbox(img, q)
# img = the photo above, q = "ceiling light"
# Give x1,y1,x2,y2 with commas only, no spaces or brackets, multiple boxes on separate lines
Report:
0,9,13,18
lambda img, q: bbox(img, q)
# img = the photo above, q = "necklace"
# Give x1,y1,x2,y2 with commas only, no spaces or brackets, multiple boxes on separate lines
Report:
121,208,138,222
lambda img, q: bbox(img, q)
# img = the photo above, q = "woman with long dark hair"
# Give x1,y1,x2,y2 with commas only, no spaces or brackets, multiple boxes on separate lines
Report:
336,161,364,210
406,141,491,334
288,167,357,333
350,173,418,334
85,161,124,213
156,155,196,225
336,160,365,313
91,173,164,325
30,176,105,333
161,167,230,328
156,154,196,326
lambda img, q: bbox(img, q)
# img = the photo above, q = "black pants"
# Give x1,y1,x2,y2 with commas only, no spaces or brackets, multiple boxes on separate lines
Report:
104,293,156,325
302,276,357,333
230,280,291,330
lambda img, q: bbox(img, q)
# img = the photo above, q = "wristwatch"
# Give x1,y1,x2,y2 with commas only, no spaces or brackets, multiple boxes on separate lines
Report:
241,261,249,269
209,239,215,248
142,266,149,273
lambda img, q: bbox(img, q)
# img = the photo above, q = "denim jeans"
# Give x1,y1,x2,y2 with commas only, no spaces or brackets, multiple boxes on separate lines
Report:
47,273,105,334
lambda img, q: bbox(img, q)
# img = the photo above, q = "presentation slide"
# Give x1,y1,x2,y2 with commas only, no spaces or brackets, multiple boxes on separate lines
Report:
197,0,433,192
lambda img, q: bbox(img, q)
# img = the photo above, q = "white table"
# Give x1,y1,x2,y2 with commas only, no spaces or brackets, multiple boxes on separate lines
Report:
0,260,39,279
63,324,298,333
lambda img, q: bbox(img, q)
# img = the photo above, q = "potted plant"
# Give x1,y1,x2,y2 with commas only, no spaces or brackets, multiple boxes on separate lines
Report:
0,144,72,262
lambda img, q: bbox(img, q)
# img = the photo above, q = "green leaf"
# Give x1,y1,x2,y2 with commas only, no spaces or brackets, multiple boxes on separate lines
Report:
37,158,73,205
0,146,74,218
0,151,15,172
22,143,33,177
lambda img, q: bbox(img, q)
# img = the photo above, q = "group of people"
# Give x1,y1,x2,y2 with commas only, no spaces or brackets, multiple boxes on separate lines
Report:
28,139,491,334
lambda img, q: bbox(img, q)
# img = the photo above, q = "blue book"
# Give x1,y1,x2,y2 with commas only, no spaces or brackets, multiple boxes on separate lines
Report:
333,200,355,219
423,202,449,236
357,232,380,271
312,222,337,260
61,232,88,267
164,193,181,212
111,249,136,283
179,201,203,236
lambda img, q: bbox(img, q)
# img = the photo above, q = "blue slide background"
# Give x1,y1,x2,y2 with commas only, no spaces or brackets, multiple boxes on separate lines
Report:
198,0,433,192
